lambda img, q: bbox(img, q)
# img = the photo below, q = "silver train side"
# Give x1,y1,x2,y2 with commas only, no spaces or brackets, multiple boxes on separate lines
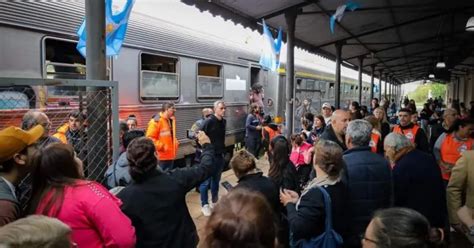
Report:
0,1,373,163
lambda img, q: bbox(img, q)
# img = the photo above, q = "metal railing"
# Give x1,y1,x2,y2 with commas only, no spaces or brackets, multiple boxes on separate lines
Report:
0,77,119,206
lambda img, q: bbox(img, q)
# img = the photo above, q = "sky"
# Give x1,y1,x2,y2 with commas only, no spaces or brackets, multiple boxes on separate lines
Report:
124,0,378,83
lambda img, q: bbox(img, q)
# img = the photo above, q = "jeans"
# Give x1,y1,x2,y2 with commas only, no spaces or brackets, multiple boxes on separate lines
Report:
200,154,224,206
159,160,175,171
245,137,261,158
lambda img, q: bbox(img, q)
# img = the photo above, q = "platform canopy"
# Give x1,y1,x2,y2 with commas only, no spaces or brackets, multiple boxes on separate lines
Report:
182,0,474,84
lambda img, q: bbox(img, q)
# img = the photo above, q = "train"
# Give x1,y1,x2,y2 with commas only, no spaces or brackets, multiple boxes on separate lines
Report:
0,1,373,165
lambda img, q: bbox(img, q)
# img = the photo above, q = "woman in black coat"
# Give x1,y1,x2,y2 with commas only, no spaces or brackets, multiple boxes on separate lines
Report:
280,139,347,242
117,133,214,248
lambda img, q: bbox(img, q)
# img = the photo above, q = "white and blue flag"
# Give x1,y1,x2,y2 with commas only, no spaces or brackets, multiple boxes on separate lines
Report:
259,20,282,72
330,1,359,34
77,0,135,57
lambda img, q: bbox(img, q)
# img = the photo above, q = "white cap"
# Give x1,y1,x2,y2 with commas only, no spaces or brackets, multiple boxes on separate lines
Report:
322,102,331,109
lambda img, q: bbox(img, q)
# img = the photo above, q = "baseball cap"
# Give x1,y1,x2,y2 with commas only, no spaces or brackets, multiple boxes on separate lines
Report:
322,102,332,109
0,125,44,163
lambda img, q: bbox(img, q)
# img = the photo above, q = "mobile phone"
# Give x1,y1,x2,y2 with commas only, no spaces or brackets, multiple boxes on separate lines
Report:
186,129,196,139
221,181,233,191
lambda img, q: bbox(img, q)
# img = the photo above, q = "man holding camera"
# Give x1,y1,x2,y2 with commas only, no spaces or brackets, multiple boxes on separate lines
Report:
199,100,226,216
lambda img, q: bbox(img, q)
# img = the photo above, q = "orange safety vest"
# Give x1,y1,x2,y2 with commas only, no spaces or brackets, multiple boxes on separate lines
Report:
262,126,277,143
146,112,179,161
440,133,474,180
53,123,69,144
369,131,381,153
393,124,420,144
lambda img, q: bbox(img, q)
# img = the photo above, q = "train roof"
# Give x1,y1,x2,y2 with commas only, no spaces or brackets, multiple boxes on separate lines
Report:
0,1,257,65
0,1,371,84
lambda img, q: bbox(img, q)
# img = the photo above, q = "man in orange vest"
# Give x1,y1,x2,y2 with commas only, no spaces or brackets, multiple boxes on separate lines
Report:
392,108,429,153
146,102,179,171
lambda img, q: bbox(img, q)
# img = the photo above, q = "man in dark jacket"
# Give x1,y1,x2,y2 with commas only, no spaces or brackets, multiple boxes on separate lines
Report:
117,132,214,248
320,110,350,151
384,133,447,230
199,101,226,216
342,119,392,248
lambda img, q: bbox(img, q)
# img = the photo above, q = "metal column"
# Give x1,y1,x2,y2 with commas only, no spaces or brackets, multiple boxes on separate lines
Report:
86,0,106,80
358,56,363,104
85,0,110,179
384,74,388,100
370,65,375,102
285,10,297,136
335,42,343,109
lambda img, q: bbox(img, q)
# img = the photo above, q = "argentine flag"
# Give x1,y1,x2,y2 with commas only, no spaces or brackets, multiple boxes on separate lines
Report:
259,20,282,72
77,0,135,57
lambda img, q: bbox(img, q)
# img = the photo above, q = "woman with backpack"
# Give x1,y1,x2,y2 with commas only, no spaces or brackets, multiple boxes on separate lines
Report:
280,139,347,247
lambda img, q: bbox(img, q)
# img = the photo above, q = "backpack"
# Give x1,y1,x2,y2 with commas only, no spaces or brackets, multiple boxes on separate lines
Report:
292,186,343,248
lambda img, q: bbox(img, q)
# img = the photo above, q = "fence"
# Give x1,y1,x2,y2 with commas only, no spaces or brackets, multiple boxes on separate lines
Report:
0,77,119,206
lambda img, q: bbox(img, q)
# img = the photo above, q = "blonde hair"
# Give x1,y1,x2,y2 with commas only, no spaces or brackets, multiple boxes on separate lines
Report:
374,107,389,124
0,215,72,248
229,150,257,178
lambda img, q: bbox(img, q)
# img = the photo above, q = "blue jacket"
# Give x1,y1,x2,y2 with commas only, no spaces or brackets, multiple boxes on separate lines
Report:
342,146,392,246
245,114,261,140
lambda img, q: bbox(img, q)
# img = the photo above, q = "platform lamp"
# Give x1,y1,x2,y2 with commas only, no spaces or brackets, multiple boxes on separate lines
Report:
436,59,446,69
466,16,474,31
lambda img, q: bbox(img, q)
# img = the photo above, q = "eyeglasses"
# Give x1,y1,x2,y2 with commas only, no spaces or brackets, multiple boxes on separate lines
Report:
360,234,378,244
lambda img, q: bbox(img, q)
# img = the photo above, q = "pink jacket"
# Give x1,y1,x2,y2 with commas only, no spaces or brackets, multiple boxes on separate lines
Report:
35,180,135,248
290,142,313,167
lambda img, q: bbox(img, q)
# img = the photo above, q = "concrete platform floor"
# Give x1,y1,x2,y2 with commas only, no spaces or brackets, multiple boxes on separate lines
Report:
185,157,473,248
185,155,270,239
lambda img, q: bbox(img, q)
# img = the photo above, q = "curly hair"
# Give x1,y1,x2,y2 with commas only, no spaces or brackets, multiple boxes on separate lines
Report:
126,137,158,183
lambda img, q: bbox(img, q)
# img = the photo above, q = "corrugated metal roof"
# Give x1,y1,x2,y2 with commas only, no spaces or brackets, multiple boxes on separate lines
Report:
181,0,474,83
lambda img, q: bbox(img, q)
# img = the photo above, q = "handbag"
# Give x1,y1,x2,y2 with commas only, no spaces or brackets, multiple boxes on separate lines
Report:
292,186,343,248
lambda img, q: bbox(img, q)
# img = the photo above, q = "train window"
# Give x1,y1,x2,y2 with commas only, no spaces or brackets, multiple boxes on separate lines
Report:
43,37,111,102
329,83,335,98
140,53,179,100
306,80,315,90
197,62,223,99
296,78,303,89
44,38,86,80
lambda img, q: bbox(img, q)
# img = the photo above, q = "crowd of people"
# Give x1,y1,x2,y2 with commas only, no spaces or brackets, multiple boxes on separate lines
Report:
0,93,474,248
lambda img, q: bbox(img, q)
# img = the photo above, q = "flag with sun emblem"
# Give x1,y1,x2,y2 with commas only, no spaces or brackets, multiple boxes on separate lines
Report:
77,0,135,57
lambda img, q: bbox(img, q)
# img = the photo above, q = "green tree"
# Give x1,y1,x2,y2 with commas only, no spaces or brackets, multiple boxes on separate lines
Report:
407,83,446,104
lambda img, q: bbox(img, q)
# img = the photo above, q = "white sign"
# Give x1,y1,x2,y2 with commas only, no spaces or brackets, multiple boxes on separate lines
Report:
225,75,246,91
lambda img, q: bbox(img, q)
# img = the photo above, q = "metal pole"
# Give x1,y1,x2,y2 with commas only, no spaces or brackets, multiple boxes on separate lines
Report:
86,0,106,80
335,42,343,109
358,56,363,104
85,0,108,180
285,10,297,136
384,74,388,100
370,65,375,102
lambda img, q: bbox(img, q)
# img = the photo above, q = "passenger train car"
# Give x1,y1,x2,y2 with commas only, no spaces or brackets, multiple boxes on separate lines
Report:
0,1,372,164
